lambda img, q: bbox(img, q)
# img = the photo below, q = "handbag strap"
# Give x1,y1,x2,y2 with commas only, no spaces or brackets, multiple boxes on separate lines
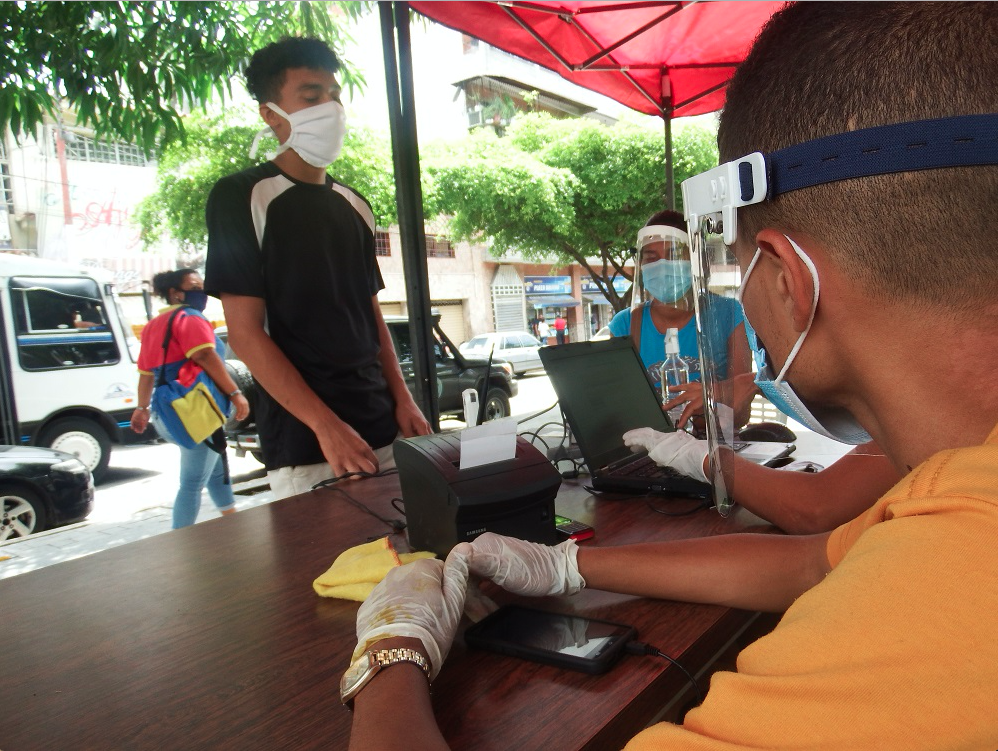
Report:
629,301,649,355
155,306,193,388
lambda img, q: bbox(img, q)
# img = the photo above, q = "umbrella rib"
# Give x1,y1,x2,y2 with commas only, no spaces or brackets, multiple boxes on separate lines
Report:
578,5,686,70
568,14,667,115
499,4,576,72
670,78,730,113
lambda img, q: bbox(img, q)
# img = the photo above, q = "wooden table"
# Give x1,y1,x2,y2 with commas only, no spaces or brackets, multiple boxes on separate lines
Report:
1,475,774,751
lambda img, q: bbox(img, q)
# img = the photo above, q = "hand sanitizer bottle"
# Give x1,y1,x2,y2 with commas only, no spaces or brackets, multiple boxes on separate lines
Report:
659,328,689,423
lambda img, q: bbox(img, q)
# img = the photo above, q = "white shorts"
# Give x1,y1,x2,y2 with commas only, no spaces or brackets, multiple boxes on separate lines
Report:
267,441,398,500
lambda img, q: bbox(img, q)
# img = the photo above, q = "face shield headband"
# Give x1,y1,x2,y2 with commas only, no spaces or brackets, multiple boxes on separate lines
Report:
680,112,998,514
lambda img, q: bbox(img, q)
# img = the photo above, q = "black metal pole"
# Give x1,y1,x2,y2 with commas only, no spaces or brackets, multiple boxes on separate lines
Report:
664,107,675,211
380,1,439,429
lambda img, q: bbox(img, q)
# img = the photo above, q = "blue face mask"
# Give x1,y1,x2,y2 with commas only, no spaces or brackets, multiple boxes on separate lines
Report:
737,239,873,445
641,259,693,304
181,289,209,312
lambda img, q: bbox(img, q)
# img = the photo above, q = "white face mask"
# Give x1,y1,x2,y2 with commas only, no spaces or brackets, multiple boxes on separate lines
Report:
249,100,346,168
737,236,873,445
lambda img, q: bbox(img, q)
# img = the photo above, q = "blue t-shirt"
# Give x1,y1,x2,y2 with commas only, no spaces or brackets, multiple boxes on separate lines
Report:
607,295,744,390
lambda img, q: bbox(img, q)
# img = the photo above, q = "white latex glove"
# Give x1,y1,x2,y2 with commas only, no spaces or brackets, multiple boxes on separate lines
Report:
353,554,469,680
621,427,670,451
451,532,585,597
622,428,709,483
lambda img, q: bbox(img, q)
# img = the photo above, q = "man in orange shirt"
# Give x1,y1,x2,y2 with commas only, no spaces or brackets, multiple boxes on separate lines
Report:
344,4,998,748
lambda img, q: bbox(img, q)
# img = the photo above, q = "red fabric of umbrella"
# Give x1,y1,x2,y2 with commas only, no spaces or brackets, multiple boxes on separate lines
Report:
409,1,783,119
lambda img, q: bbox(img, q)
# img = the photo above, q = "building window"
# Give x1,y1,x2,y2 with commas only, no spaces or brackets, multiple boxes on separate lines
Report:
425,234,455,258
0,140,13,212
54,130,149,167
375,230,391,257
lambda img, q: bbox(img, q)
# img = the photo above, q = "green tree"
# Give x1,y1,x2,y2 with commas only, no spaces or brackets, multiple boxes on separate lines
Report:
424,113,718,311
0,1,366,152
137,112,398,259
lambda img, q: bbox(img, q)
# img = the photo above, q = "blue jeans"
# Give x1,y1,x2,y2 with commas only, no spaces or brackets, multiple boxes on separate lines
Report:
153,415,235,529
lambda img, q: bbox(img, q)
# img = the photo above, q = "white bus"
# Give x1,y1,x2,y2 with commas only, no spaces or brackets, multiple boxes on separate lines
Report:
0,254,153,481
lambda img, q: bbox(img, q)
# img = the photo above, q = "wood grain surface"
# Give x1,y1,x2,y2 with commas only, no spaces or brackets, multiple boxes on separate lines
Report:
0,475,774,751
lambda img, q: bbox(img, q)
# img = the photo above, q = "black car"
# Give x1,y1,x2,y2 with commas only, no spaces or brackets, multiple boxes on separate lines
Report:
0,445,95,540
217,315,519,463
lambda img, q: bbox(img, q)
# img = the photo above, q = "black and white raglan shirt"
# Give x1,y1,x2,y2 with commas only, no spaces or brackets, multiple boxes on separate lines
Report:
204,162,398,471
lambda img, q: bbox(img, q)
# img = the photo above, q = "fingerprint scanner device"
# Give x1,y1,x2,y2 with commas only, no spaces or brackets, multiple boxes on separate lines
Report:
395,432,562,557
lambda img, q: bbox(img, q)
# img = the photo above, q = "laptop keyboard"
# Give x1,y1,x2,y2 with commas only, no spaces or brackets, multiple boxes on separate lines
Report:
611,455,682,479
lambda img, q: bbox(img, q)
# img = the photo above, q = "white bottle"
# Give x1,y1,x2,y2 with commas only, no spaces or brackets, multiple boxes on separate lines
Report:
659,328,689,424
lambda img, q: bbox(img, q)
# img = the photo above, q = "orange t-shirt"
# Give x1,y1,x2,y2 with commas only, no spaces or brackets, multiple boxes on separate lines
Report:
625,424,998,750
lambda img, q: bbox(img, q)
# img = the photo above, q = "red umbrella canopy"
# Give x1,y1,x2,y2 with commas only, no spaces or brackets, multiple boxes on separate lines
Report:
409,1,783,118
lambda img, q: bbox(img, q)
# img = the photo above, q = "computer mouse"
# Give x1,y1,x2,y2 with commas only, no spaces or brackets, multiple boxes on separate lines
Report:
737,422,798,443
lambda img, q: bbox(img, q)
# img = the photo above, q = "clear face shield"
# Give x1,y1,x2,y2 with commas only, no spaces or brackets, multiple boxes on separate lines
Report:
682,154,767,516
630,225,694,313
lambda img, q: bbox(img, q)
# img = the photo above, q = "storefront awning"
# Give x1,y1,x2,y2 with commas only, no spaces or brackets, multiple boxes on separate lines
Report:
526,294,581,308
581,293,613,306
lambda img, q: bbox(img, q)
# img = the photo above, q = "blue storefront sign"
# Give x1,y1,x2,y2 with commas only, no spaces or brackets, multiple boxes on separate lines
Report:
524,276,572,295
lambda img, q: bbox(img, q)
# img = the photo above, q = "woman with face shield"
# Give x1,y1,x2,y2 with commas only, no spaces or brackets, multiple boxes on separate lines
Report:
607,210,753,429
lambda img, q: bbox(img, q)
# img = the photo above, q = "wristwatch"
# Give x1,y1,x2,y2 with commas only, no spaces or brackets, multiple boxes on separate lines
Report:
340,647,430,708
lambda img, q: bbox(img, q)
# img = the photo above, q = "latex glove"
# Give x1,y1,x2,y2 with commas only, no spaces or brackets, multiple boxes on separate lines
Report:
621,427,670,452
623,428,709,483
451,532,585,597
353,554,469,680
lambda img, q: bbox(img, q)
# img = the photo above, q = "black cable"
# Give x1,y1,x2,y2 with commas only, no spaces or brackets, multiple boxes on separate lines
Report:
310,470,405,532
645,499,712,517
515,401,560,425
625,641,703,706
310,467,399,490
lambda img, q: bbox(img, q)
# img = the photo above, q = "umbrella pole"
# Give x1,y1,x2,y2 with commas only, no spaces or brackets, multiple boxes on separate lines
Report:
664,111,675,211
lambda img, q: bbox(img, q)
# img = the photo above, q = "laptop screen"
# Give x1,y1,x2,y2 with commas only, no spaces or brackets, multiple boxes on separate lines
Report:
539,338,674,471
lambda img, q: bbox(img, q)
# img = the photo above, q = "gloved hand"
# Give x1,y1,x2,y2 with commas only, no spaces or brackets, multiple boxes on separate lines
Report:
622,428,709,483
353,554,469,680
451,532,585,598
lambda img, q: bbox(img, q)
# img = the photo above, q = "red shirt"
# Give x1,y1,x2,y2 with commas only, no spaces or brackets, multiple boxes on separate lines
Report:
553,317,567,331
137,306,217,376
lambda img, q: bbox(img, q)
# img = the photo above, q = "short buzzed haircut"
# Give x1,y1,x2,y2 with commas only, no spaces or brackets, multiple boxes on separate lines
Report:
245,37,341,104
718,2,998,309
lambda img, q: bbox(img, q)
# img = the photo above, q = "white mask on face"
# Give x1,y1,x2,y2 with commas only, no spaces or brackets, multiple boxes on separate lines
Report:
249,100,346,168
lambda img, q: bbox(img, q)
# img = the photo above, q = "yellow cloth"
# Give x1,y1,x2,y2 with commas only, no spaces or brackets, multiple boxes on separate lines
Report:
625,423,998,750
313,536,436,601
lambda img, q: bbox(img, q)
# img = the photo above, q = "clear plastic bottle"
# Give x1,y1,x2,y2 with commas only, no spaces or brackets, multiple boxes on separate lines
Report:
659,328,689,424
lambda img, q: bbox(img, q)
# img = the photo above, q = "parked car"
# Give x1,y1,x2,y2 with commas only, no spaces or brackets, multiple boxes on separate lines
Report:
458,331,545,376
0,445,94,540
217,315,519,463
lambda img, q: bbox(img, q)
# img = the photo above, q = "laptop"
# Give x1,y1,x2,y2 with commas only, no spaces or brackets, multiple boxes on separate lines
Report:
539,338,794,497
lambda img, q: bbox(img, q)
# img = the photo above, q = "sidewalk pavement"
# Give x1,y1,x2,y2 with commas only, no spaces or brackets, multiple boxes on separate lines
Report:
0,471,275,581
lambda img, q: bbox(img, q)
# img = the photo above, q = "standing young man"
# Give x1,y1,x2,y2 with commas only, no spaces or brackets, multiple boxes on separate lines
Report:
204,38,430,499
344,4,998,748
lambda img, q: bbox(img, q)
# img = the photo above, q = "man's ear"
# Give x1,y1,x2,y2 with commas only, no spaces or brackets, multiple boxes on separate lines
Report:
755,229,816,333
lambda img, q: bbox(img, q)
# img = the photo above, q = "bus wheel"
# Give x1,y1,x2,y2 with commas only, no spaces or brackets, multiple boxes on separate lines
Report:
39,418,111,483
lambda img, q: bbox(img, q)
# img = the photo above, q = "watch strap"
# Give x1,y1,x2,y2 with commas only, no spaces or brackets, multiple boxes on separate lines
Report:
341,647,431,708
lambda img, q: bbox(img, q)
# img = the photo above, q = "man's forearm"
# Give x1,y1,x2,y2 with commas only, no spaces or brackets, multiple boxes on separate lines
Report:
732,449,897,535
228,324,343,433
579,531,831,613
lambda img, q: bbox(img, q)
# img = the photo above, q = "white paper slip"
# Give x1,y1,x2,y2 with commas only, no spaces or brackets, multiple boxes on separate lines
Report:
459,416,517,470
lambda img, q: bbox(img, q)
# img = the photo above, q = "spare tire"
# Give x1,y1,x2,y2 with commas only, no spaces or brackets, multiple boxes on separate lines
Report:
224,359,257,431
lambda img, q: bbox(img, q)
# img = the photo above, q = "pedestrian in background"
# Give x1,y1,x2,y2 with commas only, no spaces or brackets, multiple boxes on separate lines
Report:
130,269,249,529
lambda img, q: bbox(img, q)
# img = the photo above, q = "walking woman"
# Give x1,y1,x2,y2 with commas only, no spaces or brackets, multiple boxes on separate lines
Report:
130,269,250,528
